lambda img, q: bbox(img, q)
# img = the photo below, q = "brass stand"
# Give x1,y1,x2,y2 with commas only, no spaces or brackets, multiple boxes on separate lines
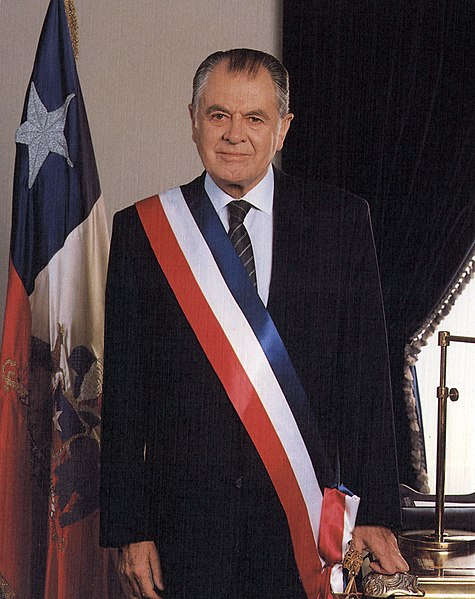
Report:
397,536,475,598
398,331,475,597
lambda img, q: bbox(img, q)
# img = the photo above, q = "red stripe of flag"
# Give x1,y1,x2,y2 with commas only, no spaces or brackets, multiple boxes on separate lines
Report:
0,261,33,597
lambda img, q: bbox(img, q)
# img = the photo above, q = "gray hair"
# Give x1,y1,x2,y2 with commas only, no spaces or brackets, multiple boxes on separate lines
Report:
191,48,290,119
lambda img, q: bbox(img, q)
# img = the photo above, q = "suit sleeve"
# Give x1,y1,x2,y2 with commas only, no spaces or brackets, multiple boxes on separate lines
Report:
335,199,401,530
99,207,161,547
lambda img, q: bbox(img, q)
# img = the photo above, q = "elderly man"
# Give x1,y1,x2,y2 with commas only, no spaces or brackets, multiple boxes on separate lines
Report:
100,48,408,599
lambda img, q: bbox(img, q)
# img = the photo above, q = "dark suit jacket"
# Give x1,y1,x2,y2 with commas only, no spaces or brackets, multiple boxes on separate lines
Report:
100,168,401,598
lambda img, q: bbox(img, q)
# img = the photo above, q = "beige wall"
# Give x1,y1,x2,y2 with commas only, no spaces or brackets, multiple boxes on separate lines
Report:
0,0,282,341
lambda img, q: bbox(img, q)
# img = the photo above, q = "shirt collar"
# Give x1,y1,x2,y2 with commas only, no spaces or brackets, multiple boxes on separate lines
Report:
204,165,274,215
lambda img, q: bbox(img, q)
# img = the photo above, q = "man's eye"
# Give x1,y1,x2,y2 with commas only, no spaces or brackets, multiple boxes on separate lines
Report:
211,113,227,121
248,116,263,124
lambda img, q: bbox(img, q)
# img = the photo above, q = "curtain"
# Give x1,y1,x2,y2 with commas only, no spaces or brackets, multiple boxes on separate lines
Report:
282,0,475,487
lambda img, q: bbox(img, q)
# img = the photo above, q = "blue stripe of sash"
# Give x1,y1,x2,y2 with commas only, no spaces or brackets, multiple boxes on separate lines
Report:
180,182,337,490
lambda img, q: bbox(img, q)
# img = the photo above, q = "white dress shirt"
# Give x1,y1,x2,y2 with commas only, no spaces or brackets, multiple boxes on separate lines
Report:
204,166,274,306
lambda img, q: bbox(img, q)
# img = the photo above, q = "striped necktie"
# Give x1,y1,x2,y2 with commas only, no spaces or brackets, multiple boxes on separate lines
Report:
228,200,257,288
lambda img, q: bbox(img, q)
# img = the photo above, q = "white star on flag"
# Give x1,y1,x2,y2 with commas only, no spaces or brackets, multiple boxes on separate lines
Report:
15,81,75,188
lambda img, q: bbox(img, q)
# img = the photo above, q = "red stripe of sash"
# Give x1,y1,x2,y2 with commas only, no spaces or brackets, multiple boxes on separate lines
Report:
319,488,346,565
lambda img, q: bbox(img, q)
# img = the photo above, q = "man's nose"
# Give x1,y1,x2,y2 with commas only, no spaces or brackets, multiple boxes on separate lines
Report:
223,116,245,144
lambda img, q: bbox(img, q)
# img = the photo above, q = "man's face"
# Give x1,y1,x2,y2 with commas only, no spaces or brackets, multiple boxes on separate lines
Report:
190,61,293,198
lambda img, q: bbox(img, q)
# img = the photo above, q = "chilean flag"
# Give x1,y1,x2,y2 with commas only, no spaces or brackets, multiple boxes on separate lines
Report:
0,1,123,597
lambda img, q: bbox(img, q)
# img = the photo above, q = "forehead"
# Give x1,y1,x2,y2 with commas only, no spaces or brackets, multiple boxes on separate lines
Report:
200,62,278,113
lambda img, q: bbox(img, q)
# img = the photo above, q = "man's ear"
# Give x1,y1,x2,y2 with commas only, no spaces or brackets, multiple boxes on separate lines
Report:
189,104,197,143
276,113,294,152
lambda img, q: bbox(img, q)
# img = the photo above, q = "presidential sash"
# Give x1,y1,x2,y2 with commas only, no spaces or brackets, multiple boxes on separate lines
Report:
136,186,359,598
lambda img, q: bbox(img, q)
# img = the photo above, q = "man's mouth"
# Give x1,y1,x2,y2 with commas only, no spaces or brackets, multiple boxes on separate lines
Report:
218,152,251,161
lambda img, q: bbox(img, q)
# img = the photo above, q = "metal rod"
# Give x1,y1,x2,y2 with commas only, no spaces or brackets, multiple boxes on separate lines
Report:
435,331,450,542
447,335,475,344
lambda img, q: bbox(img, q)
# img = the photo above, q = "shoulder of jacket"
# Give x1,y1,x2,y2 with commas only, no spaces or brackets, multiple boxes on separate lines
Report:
275,167,370,216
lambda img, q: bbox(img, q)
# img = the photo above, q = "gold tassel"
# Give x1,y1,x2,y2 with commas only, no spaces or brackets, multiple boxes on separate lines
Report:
64,0,79,60
0,571,16,599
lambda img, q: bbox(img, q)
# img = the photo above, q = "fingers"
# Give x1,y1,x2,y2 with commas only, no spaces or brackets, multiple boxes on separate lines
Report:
370,550,410,575
352,525,409,575
369,544,409,575
118,541,164,598
149,548,165,593
118,548,141,598
366,528,409,574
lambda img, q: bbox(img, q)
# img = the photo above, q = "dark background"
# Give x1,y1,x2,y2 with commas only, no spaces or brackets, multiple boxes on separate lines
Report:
282,0,474,486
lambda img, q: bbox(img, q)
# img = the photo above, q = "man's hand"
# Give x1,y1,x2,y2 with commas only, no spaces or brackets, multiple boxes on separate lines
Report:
352,525,409,575
118,541,164,598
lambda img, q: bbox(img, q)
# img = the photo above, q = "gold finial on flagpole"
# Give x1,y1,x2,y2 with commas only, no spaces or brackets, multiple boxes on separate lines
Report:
64,0,79,60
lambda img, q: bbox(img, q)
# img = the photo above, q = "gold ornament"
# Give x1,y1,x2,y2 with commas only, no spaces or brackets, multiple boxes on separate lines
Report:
64,0,79,60
332,540,363,598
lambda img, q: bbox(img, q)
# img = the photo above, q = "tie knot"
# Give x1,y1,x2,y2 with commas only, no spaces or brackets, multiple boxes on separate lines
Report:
228,200,252,227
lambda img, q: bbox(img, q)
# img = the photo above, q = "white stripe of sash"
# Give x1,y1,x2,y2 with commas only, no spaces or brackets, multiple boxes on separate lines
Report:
330,493,361,592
